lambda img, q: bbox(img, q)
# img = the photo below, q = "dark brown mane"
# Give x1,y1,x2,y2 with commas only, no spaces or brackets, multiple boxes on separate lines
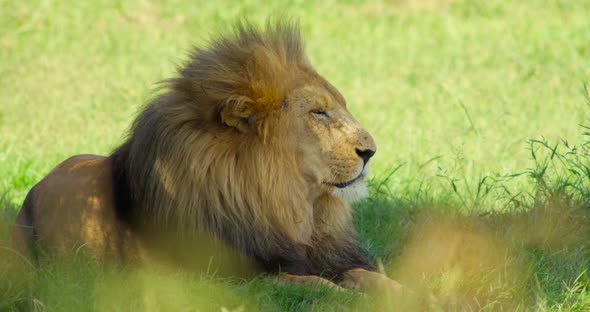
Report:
166,20,310,132
110,20,372,278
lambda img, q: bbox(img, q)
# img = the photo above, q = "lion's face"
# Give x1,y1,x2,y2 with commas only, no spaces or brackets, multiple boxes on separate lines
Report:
287,84,376,203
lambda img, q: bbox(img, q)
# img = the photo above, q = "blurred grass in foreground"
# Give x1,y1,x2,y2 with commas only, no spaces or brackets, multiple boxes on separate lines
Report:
1,0,590,207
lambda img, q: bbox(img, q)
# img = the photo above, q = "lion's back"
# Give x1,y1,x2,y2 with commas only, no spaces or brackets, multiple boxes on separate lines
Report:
13,155,138,261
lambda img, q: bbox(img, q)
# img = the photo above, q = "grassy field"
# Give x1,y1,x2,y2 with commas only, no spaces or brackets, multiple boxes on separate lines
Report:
2,0,590,310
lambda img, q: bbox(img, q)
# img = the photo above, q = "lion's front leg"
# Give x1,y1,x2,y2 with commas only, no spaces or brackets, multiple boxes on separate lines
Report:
275,274,346,292
338,268,404,294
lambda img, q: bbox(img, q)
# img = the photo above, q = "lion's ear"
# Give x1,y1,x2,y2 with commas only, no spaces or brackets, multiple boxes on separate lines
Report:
220,96,257,134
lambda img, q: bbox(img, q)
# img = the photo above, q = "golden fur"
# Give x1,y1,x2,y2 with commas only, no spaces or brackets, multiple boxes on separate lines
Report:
14,20,404,293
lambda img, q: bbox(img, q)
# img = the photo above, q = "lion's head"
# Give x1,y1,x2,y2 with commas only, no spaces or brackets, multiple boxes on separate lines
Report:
287,83,376,204
114,20,376,268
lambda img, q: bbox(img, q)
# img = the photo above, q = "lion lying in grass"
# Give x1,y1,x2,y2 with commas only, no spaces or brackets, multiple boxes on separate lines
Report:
13,20,403,294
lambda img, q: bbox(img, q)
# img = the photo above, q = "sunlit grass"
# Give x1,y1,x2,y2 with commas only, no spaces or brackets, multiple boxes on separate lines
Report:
2,0,590,205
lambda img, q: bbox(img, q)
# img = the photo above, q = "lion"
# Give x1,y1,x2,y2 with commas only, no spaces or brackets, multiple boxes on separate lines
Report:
13,20,403,294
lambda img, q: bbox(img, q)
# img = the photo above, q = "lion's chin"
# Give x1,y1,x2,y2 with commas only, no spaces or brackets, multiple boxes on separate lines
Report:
332,177,368,204
331,165,370,204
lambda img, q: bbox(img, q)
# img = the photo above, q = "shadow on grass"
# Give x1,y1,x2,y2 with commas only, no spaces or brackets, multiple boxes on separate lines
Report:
352,128,590,311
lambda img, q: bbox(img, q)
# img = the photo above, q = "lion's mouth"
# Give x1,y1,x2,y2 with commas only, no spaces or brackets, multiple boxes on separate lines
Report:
325,172,366,189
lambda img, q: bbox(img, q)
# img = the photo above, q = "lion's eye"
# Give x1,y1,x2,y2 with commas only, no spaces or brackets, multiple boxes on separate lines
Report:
311,109,329,118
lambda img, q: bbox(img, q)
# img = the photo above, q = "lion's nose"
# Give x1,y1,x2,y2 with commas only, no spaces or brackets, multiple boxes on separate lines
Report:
355,148,375,166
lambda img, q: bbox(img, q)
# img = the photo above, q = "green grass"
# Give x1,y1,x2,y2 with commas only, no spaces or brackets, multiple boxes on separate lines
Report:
2,0,590,310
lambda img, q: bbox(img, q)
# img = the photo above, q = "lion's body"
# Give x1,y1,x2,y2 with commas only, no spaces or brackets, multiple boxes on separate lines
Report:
15,155,139,261
13,20,405,293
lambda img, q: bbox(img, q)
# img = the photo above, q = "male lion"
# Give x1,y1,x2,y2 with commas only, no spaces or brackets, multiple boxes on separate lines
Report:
14,21,402,294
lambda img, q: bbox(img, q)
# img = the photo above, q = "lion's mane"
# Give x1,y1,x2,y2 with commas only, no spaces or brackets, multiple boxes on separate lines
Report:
111,21,371,277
